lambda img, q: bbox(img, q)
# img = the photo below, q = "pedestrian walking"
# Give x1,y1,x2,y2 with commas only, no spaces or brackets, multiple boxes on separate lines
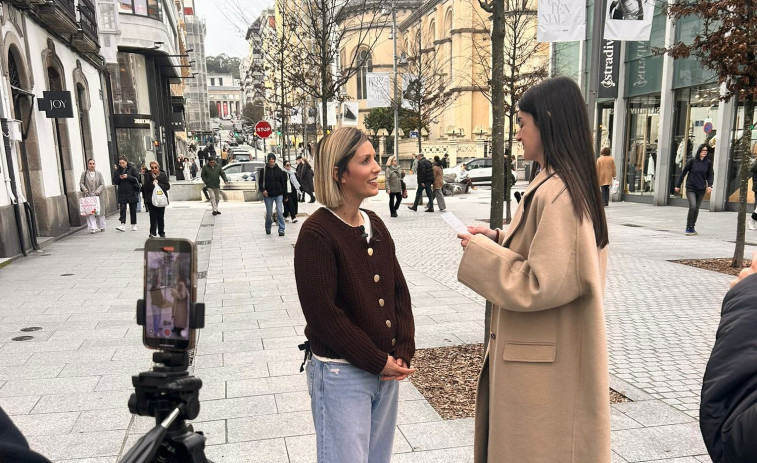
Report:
79,159,107,233
299,157,315,203
675,143,714,236
442,153,450,168
283,160,300,223
201,157,229,216
190,159,198,179
596,147,616,207
699,256,757,463
141,160,171,238
459,163,472,193
197,146,207,167
749,156,757,230
456,77,610,463
182,157,191,181
408,153,434,212
170,273,189,336
258,153,287,235
294,127,416,463
385,155,404,217
432,156,446,212
296,155,305,202
112,156,141,232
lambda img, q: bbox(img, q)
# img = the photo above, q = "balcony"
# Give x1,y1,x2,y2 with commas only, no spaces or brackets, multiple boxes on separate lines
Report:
71,0,99,53
37,0,79,36
6,0,46,10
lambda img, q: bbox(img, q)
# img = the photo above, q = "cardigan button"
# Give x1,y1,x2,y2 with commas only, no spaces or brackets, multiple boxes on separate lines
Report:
379,298,385,307
374,274,380,283
367,247,374,256
391,338,396,346
386,320,392,328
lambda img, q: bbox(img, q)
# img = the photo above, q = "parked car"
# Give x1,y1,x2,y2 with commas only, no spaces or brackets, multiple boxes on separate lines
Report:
443,158,493,186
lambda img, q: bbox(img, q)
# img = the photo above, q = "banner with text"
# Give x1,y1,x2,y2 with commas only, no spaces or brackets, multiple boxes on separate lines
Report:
342,102,359,126
366,72,391,108
604,0,656,41
318,102,339,127
597,39,621,99
537,0,586,42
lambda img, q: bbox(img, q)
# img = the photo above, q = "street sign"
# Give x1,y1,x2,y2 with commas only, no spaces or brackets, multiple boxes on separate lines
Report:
409,131,419,139
703,121,713,134
37,91,73,118
255,121,272,138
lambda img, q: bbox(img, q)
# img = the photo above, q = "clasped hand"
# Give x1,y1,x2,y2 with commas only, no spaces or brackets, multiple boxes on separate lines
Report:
380,355,415,381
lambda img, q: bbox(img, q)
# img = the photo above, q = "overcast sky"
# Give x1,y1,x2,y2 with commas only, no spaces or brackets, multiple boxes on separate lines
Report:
195,0,272,58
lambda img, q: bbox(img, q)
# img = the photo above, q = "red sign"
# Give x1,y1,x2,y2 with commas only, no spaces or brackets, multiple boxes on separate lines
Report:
255,121,272,138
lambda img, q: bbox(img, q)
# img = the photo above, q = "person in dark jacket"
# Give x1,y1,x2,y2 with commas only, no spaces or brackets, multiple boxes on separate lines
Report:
141,160,171,238
0,406,52,463
297,156,315,203
674,143,714,236
749,156,757,230
112,155,140,232
408,153,435,212
700,257,757,463
258,153,287,236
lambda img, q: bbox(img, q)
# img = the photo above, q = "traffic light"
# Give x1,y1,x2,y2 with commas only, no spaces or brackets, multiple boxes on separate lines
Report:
277,130,281,136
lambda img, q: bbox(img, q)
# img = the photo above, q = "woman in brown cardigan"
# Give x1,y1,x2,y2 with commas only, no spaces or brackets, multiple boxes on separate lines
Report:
457,77,611,463
294,127,415,463
596,146,617,206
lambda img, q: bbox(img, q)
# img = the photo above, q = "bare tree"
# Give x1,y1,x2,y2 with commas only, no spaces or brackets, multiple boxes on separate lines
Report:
399,27,460,154
279,0,391,131
468,0,547,225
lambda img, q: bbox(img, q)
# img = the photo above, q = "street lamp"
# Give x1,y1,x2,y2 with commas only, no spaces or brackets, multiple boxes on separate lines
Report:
391,0,399,160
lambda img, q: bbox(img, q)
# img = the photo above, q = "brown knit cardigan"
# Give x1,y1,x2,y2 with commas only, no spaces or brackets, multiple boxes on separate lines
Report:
294,207,415,375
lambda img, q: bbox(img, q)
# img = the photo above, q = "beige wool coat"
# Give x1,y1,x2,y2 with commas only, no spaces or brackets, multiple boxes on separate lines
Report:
596,155,616,187
458,170,610,463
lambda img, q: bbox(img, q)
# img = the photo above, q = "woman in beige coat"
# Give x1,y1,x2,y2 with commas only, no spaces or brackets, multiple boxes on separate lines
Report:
596,147,616,206
457,77,611,463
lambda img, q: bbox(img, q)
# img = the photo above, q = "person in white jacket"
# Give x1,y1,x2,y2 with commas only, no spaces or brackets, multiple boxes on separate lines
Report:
283,160,301,223
79,159,106,233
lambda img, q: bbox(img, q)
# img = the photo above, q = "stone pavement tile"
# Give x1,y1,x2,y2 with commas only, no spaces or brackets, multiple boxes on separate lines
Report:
226,374,308,398
79,338,143,350
0,363,63,380
410,305,459,316
47,328,130,342
390,447,475,463
193,362,270,381
194,339,264,355
274,390,311,414
398,418,474,451
183,419,227,446
54,457,116,463
109,345,152,362
611,423,707,462
0,313,72,324
220,310,291,324
399,381,424,401
195,395,277,421
204,438,290,463
73,407,134,432
694,455,712,462
193,353,224,369
42,305,113,315
639,458,701,462
397,399,442,424
58,359,150,378
0,395,40,414
611,406,644,431
0,376,100,397
612,451,629,462
267,360,303,377
95,374,134,392
414,332,465,349
32,390,130,414
220,326,298,342
0,352,31,365
198,380,226,401
257,317,307,329
26,348,118,365
226,410,314,442
10,411,79,436
0,330,55,343
26,429,124,461
613,400,695,427
262,335,307,350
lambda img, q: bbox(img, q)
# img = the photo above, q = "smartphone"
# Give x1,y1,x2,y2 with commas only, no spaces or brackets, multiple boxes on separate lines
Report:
143,238,197,351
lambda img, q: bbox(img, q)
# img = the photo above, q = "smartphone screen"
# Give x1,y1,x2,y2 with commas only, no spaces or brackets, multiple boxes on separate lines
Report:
143,239,196,351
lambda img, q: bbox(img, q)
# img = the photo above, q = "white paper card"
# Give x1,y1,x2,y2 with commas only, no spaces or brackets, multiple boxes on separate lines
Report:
441,212,469,235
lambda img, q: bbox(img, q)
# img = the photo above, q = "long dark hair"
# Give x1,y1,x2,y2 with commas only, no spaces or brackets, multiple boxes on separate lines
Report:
518,77,609,248
694,143,711,160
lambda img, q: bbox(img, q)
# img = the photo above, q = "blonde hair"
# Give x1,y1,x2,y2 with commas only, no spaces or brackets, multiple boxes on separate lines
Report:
386,155,396,167
149,161,160,169
313,127,370,208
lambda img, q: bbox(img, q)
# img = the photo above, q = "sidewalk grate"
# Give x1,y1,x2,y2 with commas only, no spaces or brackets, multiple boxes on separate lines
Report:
622,223,643,228
200,224,214,227
60,273,73,276
11,336,34,342
20,327,42,332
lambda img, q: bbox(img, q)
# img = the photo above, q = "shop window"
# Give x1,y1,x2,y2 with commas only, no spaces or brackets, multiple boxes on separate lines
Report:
99,2,117,29
726,103,757,205
120,0,162,20
623,95,660,196
109,53,151,115
669,86,719,200
117,127,154,168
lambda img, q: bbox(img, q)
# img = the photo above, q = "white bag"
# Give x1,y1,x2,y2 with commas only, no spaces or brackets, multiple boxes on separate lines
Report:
152,184,168,208
610,178,619,195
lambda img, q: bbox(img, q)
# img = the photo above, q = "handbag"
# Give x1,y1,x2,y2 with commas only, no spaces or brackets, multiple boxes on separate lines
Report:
152,184,169,207
79,196,100,216
401,180,408,198
610,178,619,195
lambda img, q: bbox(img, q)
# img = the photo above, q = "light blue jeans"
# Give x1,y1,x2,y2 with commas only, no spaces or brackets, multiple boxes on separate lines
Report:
263,195,285,233
306,357,399,463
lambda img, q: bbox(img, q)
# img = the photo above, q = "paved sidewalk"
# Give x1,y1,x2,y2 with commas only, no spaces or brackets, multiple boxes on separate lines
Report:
1,191,751,462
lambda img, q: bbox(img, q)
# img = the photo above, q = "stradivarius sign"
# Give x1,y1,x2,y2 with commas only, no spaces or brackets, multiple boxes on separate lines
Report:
598,39,621,99
37,91,73,118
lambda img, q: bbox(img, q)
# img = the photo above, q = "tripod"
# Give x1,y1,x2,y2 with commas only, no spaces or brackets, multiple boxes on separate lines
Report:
119,301,210,463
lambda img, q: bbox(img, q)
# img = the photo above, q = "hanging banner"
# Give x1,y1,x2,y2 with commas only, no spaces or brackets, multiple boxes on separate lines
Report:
366,72,391,108
342,102,359,126
604,0,656,41
597,39,621,99
537,0,586,42
319,102,339,127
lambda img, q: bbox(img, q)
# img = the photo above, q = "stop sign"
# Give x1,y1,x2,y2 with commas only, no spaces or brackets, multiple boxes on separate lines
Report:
255,121,272,138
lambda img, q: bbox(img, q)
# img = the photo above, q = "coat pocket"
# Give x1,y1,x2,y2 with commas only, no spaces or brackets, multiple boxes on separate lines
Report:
502,342,556,363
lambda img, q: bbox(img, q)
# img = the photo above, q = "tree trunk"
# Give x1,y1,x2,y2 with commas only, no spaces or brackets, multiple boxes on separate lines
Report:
484,0,506,349
505,108,515,223
732,93,755,267
320,0,329,134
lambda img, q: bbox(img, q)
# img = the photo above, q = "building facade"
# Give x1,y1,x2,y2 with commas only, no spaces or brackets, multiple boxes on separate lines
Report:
207,72,242,119
183,0,210,143
554,2,746,211
97,0,187,177
0,0,112,257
